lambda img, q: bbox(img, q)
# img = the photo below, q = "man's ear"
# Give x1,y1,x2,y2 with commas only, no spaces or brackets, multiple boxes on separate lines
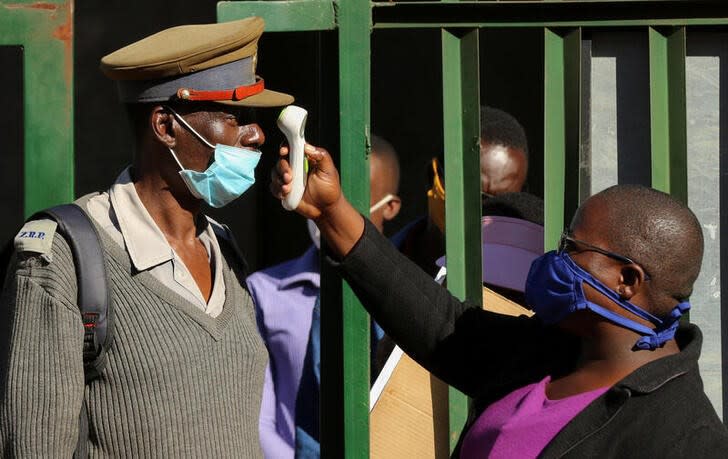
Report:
151,105,176,148
617,264,647,300
382,195,401,222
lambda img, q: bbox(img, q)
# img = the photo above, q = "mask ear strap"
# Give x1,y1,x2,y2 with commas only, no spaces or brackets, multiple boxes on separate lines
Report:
577,297,686,351
635,301,691,349
164,105,216,150
564,252,690,349
562,253,663,325
370,194,395,214
581,300,657,334
168,147,186,171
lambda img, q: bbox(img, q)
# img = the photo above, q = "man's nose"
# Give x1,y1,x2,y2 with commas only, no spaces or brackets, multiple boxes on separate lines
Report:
240,123,265,148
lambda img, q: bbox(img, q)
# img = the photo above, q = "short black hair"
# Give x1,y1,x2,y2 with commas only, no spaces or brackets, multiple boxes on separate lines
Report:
370,133,400,194
482,192,543,226
480,105,528,157
574,184,704,313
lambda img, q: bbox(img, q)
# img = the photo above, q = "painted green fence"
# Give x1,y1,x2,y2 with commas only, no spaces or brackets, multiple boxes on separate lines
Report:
0,0,74,216
4,0,726,456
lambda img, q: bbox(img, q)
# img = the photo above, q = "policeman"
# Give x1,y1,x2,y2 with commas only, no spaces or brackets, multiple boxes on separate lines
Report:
0,17,290,457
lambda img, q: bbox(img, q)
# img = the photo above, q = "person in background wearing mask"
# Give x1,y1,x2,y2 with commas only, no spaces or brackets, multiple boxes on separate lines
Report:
0,18,290,457
246,134,401,459
271,144,728,457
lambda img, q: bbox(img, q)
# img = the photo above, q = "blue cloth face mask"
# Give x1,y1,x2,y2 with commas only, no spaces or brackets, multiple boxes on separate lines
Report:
166,106,262,208
525,251,690,350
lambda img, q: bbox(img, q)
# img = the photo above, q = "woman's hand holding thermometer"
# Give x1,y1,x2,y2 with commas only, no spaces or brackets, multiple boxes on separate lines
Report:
271,115,364,257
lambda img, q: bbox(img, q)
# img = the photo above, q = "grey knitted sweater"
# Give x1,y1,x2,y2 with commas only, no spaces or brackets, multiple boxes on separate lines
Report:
0,218,267,457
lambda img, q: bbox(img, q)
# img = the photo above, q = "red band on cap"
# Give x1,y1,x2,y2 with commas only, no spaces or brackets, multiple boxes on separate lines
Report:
177,78,265,102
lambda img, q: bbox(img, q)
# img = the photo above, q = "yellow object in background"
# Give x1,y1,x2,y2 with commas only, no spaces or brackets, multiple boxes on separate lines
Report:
426,158,446,234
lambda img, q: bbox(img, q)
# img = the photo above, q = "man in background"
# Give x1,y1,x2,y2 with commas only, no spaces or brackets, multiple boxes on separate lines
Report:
247,134,401,458
479,105,529,197
399,105,532,277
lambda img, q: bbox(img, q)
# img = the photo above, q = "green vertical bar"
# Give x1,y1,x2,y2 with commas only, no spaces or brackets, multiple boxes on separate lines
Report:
544,28,567,250
441,27,480,452
0,0,74,215
563,28,582,221
321,0,371,457
544,27,581,247
649,26,687,203
649,28,670,192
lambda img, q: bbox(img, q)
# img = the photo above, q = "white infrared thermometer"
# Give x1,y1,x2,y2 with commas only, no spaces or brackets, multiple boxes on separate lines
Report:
277,105,309,211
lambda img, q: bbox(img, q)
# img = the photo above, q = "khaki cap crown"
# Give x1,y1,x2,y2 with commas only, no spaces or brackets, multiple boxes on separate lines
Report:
100,17,293,107
101,17,263,81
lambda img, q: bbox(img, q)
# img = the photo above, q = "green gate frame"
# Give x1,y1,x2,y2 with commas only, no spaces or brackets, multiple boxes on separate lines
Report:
218,0,728,456
0,0,74,216
2,0,723,456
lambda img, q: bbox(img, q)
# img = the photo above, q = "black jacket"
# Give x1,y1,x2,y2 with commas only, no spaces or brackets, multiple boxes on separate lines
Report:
336,219,728,458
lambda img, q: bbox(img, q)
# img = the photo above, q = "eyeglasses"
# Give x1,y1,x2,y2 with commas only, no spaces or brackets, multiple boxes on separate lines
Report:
558,231,652,280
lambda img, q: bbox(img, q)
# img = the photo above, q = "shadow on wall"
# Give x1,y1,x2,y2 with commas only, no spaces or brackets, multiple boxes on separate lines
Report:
0,46,24,246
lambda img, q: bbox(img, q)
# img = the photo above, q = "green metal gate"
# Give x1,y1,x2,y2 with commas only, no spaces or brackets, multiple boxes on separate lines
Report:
4,0,726,457
219,1,728,456
0,0,74,216
218,0,728,457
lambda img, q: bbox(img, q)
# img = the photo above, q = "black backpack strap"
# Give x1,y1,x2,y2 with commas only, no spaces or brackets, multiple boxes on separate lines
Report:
25,204,112,457
32,204,113,382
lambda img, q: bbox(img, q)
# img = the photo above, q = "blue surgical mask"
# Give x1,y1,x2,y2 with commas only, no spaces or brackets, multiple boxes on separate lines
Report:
525,251,690,350
166,106,262,208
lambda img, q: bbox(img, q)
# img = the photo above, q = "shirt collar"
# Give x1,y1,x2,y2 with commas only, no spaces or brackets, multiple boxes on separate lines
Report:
108,167,177,271
278,245,321,290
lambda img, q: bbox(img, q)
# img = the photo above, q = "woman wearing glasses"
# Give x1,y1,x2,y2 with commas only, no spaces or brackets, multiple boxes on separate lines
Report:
271,144,728,458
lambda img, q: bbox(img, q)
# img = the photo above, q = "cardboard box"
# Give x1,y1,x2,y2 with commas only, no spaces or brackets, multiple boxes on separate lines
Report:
369,287,532,458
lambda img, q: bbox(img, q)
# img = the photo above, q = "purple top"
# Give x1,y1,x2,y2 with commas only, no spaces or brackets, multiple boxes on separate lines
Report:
461,376,609,459
246,246,320,459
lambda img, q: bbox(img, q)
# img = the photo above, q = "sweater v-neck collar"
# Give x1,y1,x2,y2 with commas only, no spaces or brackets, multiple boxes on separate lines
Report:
98,219,242,341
